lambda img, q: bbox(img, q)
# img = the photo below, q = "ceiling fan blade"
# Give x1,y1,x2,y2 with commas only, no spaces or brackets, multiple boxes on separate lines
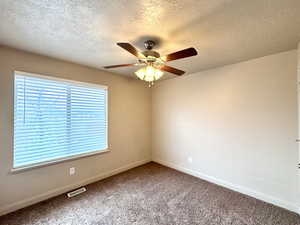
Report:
117,43,145,58
103,63,137,69
160,65,185,76
162,47,197,62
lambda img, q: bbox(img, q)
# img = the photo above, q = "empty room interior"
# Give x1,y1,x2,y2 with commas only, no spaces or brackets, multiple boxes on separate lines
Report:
1,0,300,224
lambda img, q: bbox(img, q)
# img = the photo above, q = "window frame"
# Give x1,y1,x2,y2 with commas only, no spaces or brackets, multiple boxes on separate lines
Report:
11,71,109,173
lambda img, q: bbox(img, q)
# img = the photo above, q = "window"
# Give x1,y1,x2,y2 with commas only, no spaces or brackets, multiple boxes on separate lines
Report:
14,71,108,169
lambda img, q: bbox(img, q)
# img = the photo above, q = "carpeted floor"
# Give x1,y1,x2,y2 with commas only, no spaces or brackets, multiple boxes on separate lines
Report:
0,162,299,225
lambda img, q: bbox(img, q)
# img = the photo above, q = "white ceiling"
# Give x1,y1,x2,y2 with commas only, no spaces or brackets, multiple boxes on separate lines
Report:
0,0,300,80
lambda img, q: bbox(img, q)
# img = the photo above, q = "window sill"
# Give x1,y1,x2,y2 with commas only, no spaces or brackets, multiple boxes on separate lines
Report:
10,149,110,174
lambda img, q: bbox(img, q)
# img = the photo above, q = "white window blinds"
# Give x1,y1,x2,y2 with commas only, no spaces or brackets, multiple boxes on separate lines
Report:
14,72,108,168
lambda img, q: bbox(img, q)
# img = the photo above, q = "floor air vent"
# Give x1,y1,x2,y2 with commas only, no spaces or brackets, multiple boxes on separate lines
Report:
67,187,86,198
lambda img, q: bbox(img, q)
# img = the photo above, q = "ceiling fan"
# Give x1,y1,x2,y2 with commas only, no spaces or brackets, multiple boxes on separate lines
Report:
103,40,198,86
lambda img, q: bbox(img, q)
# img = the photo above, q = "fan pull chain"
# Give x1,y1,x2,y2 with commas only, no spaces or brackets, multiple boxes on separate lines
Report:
148,81,155,87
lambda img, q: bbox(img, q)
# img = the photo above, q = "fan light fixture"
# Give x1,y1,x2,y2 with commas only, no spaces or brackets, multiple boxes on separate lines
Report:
135,66,164,86
103,40,198,87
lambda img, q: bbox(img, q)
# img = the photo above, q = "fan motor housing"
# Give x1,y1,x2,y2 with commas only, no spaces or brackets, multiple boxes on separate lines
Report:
142,50,160,59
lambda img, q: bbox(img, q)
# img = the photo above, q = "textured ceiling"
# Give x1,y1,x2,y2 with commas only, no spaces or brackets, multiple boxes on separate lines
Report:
0,0,300,80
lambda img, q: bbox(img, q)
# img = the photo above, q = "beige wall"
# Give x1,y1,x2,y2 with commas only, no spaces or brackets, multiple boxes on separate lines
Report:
152,50,299,212
0,46,152,214
298,42,300,208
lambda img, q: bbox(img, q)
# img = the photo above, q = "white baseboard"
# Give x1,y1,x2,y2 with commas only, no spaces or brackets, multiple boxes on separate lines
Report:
153,158,300,215
0,159,151,216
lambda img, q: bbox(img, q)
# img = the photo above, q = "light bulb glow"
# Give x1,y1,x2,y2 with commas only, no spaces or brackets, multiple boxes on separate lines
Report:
135,66,164,83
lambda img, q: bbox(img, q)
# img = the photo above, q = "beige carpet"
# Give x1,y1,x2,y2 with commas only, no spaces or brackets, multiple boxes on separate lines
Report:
0,162,299,225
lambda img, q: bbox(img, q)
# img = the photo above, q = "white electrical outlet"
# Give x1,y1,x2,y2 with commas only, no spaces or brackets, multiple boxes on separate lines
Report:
69,167,75,175
188,157,193,164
